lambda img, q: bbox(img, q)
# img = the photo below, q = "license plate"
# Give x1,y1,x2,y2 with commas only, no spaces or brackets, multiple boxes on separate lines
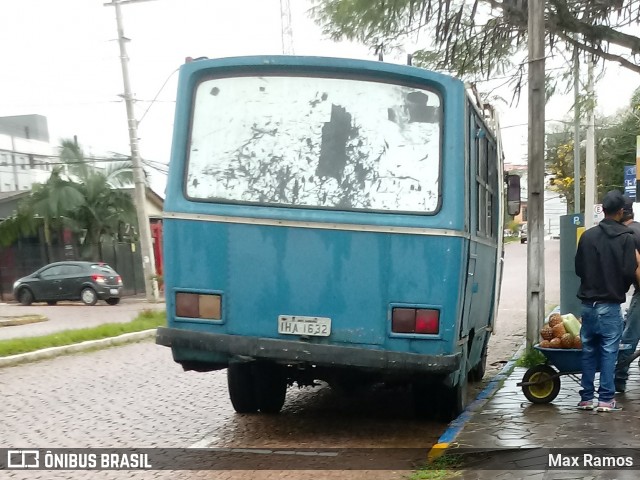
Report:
278,315,331,337
110,289,119,295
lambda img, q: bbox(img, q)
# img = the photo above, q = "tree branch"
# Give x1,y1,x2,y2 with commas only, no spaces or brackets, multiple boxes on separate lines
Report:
546,0,640,55
559,31,640,74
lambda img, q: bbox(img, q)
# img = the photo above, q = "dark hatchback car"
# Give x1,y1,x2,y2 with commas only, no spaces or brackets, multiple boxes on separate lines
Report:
13,261,124,306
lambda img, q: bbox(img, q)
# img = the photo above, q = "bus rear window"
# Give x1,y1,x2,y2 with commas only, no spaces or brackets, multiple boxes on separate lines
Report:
186,74,442,213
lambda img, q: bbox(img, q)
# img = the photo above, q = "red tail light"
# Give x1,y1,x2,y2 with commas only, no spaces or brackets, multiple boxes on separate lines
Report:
392,307,440,335
415,309,440,334
116,276,123,286
91,274,106,284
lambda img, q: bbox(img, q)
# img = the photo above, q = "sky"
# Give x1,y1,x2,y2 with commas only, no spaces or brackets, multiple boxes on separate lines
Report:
1,0,639,195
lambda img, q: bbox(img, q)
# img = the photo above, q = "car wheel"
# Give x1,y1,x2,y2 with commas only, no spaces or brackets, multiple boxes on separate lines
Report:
47,301,57,306
18,288,34,306
80,287,98,306
105,298,120,306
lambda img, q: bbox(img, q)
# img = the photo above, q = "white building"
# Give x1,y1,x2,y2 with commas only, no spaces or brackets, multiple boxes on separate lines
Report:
0,115,57,193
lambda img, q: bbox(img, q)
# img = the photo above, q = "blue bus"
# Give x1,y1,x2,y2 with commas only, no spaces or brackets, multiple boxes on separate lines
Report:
156,56,521,421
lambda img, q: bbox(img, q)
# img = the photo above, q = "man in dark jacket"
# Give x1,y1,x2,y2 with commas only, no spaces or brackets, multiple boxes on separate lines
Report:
614,197,640,392
575,190,637,412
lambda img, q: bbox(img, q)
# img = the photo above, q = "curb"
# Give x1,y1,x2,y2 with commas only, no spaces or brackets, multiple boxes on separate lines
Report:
427,341,527,461
0,329,157,368
0,314,48,327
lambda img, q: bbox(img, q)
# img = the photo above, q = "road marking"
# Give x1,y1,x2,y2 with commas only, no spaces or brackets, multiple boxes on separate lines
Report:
189,433,220,449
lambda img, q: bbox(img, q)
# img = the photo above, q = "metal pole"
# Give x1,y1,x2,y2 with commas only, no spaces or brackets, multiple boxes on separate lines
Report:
107,0,158,301
584,57,596,229
573,38,581,214
636,135,640,202
527,0,546,348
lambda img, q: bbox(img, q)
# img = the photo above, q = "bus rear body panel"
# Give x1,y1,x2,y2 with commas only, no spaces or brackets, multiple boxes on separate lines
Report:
156,55,504,417
162,215,467,374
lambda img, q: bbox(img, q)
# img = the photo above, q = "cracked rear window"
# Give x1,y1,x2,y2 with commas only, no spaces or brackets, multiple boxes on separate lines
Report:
186,74,441,213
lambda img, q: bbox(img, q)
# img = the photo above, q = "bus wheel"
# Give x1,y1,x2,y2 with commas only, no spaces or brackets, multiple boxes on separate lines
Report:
438,376,468,422
412,379,439,420
469,339,489,382
227,362,258,413
254,363,287,414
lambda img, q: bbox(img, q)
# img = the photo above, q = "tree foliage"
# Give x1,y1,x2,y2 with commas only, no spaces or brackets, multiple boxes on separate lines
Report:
312,0,640,99
546,87,640,211
0,139,136,261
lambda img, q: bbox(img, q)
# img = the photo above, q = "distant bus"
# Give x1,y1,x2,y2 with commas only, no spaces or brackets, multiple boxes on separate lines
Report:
156,56,520,421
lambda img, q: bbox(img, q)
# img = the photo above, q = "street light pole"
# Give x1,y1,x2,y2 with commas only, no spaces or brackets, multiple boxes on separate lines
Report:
573,37,581,215
584,57,596,229
105,0,159,302
527,0,546,348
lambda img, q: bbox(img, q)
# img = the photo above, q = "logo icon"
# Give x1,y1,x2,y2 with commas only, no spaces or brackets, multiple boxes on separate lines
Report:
7,450,39,469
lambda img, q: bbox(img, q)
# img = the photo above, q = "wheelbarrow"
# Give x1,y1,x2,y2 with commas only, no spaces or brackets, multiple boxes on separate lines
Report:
517,344,636,404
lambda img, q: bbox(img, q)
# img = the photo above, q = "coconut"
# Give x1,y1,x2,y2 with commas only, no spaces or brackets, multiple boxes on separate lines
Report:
573,336,582,349
539,339,552,348
549,337,562,348
552,323,566,338
560,333,574,349
548,313,563,328
540,324,554,341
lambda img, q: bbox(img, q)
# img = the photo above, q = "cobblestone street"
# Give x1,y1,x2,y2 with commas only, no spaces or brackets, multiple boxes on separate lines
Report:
1,341,444,479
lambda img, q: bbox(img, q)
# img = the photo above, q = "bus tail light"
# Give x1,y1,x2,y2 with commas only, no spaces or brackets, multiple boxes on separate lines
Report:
415,309,439,335
176,292,222,320
391,307,439,335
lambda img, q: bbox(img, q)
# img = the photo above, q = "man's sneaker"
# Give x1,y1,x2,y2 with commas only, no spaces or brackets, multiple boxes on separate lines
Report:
595,400,622,412
615,382,626,393
577,400,594,410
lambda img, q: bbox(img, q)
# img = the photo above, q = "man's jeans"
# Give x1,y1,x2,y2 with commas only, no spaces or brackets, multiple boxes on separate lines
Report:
580,302,624,403
615,292,640,387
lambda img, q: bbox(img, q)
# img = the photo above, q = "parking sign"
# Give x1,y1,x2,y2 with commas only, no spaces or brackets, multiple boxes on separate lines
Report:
625,165,636,199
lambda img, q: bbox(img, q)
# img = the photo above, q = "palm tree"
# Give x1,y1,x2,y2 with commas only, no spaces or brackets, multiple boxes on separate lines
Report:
0,139,138,262
0,168,84,260
58,138,137,260
72,172,136,260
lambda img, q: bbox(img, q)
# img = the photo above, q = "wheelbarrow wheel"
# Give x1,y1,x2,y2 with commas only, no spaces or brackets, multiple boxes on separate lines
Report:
522,364,561,404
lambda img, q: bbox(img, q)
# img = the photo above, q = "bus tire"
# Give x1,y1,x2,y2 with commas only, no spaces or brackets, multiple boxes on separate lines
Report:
436,376,468,422
469,338,489,382
412,379,439,420
254,363,287,414
227,362,258,413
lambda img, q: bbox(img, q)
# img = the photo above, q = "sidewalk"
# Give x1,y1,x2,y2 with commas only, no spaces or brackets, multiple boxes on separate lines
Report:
437,350,640,479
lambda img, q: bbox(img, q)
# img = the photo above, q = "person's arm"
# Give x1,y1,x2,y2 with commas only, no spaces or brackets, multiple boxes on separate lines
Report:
575,237,585,279
622,236,638,286
635,250,640,287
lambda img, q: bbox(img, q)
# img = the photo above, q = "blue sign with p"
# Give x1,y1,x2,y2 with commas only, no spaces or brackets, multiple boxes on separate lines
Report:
625,165,636,199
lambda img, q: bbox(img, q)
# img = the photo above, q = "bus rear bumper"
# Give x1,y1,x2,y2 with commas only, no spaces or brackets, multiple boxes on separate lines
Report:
156,326,461,374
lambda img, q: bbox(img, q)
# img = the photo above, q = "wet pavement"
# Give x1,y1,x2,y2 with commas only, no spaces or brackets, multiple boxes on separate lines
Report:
0,296,163,340
439,352,640,479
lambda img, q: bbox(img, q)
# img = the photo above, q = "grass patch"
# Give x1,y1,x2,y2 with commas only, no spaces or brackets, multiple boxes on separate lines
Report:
0,309,165,357
515,346,547,368
410,454,464,479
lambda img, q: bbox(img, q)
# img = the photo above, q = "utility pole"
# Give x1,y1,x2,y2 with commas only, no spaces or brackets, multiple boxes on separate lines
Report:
105,0,159,302
636,135,640,202
280,0,295,55
527,0,546,348
573,38,581,214
584,57,596,229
